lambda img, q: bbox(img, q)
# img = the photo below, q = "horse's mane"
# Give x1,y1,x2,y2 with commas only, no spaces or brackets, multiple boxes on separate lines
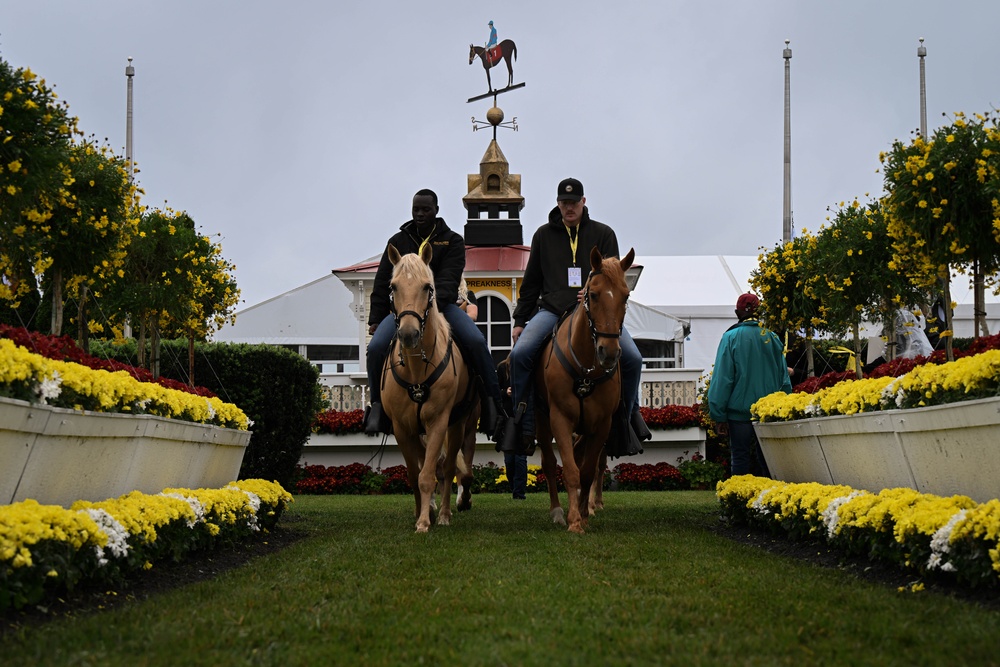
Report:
593,256,628,291
391,253,441,318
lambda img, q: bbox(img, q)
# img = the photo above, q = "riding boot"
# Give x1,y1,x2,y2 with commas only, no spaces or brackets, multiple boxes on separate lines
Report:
630,405,652,442
497,402,525,453
363,402,392,436
480,397,498,438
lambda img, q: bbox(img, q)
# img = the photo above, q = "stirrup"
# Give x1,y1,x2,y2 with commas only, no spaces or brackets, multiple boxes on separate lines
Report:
364,402,392,436
631,407,652,442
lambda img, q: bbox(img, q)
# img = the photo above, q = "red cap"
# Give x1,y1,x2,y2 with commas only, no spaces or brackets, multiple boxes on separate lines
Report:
736,293,760,312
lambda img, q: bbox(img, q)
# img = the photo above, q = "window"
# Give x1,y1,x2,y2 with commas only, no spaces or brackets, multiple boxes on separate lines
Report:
475,295,512,366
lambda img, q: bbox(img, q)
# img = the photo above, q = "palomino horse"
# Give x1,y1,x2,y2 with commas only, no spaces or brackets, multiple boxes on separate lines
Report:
469,39,517,92
381,244,474,532
535,246,635,534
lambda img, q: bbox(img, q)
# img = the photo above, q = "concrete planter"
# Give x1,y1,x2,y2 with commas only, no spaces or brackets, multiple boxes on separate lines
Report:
753,419,833,486
754,397,1000,503
300,427,707,469
0,396,251,507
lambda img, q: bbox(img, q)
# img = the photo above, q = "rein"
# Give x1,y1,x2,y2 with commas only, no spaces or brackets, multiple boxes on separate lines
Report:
386,283,467,434
549,269,625,433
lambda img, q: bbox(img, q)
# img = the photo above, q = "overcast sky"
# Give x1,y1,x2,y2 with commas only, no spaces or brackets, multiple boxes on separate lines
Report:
4,2,998,310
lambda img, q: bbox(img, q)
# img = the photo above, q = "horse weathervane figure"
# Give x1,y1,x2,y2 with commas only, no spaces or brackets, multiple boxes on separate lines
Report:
468,21,525,139
468,20,524,101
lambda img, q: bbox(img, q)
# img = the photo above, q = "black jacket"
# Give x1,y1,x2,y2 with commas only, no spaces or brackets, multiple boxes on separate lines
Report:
512,206,619,327
368,218,465,327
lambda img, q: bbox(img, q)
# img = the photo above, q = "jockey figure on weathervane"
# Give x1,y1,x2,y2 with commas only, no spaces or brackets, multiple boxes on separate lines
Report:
485,20,498,62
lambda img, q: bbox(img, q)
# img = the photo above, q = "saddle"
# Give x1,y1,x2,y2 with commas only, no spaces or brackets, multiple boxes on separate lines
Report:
486,45,501,65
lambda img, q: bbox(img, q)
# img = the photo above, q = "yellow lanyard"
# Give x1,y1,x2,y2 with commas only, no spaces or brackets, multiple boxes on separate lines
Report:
417,225,435,256
565,225,579,265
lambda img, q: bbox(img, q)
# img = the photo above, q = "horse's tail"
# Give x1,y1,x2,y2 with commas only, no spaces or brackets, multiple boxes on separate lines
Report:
512,43,517,61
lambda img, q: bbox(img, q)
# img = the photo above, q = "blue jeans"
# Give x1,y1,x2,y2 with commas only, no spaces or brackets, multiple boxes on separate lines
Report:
504,452,528,499
366,304,501,404
509,309,641,437
728,420,771,477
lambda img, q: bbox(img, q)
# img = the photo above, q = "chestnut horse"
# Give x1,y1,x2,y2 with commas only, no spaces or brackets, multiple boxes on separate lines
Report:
535,246,635,534
381,244,474,532
469,39,517,92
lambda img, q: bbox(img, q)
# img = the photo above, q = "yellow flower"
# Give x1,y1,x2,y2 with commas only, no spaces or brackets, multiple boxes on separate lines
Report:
946,134,955,143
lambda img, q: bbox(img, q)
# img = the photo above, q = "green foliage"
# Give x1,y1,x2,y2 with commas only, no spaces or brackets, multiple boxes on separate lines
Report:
676,455,726,490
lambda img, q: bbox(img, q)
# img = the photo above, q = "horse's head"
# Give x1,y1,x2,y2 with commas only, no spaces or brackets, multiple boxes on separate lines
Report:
584,246,635,370
388,243,436,350
469,44,478,65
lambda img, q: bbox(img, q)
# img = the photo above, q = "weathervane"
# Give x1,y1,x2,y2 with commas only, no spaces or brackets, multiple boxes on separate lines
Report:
467,20,525,140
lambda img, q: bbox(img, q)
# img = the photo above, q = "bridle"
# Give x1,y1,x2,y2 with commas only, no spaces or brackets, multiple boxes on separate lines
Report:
385,279,473,433
551,268,628,401
389,282,435,366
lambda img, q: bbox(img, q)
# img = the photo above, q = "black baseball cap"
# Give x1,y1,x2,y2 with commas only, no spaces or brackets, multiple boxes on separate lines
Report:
557,177,584,202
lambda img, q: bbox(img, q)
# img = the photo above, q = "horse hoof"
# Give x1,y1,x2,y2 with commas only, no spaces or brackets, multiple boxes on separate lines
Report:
415,523,430,533
550,508,566,526
568,523,586,535
438,512,451,526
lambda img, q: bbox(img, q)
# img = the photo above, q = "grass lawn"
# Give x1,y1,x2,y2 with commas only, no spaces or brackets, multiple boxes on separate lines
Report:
2,491,998,666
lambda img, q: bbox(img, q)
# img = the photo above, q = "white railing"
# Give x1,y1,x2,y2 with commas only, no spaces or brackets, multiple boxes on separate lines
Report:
318,367,707,412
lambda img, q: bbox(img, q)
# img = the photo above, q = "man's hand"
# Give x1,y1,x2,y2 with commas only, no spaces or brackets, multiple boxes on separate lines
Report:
577,288,586,302
368,324,377,336
715,421,729,437
512,326,524,344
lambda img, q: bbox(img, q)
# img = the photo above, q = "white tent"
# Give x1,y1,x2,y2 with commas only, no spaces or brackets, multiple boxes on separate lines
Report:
213,274,357,347
630,255,760,375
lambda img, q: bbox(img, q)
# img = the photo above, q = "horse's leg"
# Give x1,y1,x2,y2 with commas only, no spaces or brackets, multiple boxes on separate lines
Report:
536,422,564,526
415,417,448,532
484,63,493,92
590,449,608,513
505,56,514,87
576,434,606,529
550,412,584,533
398,438,424,522
437,419,466,526
457,403,479,512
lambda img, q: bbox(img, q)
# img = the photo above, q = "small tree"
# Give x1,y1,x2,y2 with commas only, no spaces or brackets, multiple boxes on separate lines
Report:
41,140,139,339
882,112,1000,360
751,233,825,378
0,59,77,311
809,197,929,376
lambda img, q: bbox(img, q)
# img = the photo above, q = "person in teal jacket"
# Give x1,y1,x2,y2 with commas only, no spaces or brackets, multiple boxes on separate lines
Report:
707,293,792,477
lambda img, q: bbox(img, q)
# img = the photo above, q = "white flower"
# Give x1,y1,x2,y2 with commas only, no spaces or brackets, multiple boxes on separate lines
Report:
751,487,777,517
927,509,966,573
822,491,863,540
228,486,262,531
82,508,131,566
161,492,207,528
35,371,62,404
204,398,217,420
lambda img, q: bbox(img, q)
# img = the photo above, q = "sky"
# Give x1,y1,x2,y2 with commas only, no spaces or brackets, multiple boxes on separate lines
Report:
3,1,999,311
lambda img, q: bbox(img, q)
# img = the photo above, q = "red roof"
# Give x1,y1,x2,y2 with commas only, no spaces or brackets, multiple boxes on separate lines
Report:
334,245,531,274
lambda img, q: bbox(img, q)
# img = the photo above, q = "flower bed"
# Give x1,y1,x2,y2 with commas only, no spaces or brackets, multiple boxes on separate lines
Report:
0,479,292,613
294,457,723,494
0,324,217,398
753,349,1000,423
0,338,248,429
310,404,704,436
717,475,1000,590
